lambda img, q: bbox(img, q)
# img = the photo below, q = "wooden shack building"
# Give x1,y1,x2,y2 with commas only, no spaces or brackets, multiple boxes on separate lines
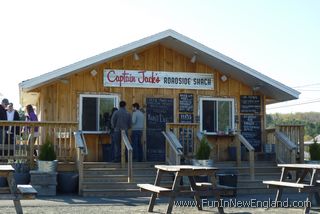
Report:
18,30,303,195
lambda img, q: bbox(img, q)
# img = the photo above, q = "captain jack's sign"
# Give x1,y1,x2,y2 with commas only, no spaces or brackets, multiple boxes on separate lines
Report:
103,69,214,90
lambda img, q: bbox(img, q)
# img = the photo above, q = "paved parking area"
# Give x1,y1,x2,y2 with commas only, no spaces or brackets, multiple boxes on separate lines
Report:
0,193,320,213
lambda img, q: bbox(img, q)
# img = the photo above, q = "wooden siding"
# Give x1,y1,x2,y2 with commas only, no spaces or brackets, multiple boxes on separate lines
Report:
31,44,266,161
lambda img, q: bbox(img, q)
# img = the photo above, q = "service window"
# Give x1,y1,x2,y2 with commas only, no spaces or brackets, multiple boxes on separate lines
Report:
199,97,235,135
79,94,119,133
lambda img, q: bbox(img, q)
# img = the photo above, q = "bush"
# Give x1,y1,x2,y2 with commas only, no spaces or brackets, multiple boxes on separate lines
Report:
196,136,211,160
38,138,56,161
309,138,320,161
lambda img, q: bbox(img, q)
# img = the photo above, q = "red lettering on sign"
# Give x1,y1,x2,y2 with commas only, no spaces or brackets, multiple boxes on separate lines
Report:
106,70,136,86
138,71,160,84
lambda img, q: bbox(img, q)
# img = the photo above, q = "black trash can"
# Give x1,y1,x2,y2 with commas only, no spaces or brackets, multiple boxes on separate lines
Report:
57,172,79,194
217,173,237,197
102,144,112,162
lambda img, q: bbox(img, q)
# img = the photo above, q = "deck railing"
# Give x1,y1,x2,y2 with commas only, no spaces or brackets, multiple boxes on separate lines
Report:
266,125,304,164
0,121,78,166
121,130,133,183
277,125,304,163
162,130,183,165
275,131,297,164
166,123,199,160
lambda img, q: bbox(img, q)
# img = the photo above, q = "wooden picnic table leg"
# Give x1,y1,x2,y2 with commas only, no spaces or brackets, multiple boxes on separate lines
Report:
148,169,163,212
274,167,288,204
304,192,313,214
7,172,23,214
188,175,202,210
314,191,320,205
275,187,283,203
166,172,181,214
210,174,224,214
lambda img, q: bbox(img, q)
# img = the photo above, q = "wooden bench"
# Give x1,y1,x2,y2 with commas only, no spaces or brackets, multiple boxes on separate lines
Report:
137,184,172,196
138,182,235,198
196,182,236,196
17,184,37,199
263,180,315,192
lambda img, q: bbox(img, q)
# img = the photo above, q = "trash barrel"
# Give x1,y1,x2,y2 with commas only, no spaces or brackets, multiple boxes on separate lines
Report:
57,172,79,194
102,144,112,162
217,173,237,197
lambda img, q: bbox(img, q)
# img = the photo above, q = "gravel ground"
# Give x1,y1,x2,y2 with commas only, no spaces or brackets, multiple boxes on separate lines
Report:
0,193,319,214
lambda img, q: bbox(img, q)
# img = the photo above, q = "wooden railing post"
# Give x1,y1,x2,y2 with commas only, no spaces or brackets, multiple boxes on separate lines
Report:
249,151,255,180
74,130,87,195
128,149,132,183
121,130,125,168
121,130,133,182
77,149,84,195
29,127,35,169
165,125,170,164
236,136,241,167
299,126,304,163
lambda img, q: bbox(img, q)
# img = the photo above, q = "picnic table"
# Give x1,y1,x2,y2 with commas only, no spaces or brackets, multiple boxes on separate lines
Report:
138,164,226,214
263,163,320,214
0,165,37,214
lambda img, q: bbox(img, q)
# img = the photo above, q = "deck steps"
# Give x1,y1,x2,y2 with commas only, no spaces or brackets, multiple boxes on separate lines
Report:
81,160,282,197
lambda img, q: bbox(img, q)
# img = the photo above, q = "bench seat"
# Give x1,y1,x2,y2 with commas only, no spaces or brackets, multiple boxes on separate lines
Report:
196,182,235,189
137,184,171,194
263,181,314,189
17,185,37,199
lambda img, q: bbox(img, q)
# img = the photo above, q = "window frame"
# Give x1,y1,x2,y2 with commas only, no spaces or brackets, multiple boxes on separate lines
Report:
79,94,119,134
199,97,235,135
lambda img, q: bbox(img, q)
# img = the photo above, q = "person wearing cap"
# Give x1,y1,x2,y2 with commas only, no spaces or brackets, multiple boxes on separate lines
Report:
131,103,144,162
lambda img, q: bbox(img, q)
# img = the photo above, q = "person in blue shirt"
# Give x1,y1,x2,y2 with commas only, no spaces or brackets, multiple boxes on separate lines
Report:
131,103,144,162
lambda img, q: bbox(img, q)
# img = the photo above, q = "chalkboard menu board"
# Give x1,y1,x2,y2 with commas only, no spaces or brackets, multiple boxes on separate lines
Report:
179,93,193,112
240,115,261,151
179,128,193,155
179,113,194,123
240,95,261,113
146,98,174,161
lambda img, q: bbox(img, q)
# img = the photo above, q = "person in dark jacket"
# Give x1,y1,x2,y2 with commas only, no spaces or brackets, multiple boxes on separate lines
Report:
6,103,20,145
0,98,9,146
111,101,131,162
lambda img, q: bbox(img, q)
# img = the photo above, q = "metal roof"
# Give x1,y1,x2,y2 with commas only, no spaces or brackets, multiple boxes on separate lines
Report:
19,29,300,103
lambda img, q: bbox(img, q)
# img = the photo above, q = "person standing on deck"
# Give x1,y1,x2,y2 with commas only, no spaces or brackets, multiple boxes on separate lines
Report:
6,103,20,145
131,103,144,162
111,101,131,162
24,104,39,155
0,98,9,146
109,107,118,161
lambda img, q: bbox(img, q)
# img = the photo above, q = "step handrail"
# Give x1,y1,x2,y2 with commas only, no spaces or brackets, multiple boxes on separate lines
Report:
74,131,88,155
162,131,183,165
235,133,255,180
121,130,133,183
275,131,297,164
73,130,88,195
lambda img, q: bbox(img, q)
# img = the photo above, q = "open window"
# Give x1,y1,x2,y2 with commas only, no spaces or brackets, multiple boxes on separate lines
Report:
79,94,119,133
199,97,235,135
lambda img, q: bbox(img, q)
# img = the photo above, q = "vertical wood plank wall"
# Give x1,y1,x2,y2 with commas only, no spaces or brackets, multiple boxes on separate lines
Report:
34,44,266,161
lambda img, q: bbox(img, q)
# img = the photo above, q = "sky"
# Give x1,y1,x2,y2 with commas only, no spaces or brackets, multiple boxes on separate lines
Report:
0,0,319,114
